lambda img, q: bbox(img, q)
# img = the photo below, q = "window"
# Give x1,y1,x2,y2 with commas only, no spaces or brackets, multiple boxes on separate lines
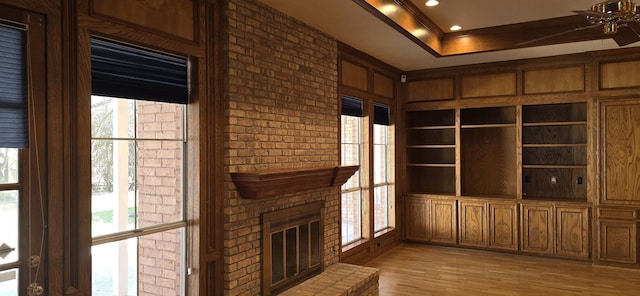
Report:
373,103,393,232
340,96,395,247
341,96,364,245
0,25,26,287
0,13,46,296
90,38,189,295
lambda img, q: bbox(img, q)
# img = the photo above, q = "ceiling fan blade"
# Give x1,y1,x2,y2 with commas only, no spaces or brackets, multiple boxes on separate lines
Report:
572,10,609,17
517,23,601,46
613,25,640,46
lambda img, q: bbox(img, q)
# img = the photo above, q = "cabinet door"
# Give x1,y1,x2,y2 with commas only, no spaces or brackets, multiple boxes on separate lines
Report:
405,196,429,241
600,99,640,206
489,202,518,251
521,204,553,254
430,199,457,244
599,220,637,264
555,206,590,259
459,200,487,247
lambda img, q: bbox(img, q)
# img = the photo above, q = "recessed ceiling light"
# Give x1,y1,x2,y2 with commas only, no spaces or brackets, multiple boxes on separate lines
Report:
450,25,462,31
425,0,439,7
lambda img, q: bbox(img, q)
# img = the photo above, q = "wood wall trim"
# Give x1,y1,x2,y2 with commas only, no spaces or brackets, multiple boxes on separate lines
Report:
89,0,199,43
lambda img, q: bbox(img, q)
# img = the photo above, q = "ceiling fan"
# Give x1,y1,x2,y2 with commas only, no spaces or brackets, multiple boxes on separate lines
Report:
521,0,640,46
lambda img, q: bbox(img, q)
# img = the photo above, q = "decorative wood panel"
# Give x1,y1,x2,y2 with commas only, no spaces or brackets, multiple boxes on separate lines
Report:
459,200,488,247
521,204,553,254
555,206,590,259
405,196,429,241
523,66,584,94
430,198,457,244
600,60,640,90
461,72,516,99
406,78,455,102
341,60,368,91
599,208,639,219
599,220,637,264
373,72,394,99
600,99,640,206
91,0,196,41
489,202,518,251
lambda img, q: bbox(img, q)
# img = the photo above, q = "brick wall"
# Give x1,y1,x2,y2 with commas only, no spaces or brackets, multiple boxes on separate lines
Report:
224,0,339,294
137,101,183,295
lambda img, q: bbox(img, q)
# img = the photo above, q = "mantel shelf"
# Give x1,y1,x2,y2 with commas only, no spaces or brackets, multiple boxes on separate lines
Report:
230,165,359,200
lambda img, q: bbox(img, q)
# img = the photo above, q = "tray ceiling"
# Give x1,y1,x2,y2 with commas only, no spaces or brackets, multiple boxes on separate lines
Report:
259,0,640,71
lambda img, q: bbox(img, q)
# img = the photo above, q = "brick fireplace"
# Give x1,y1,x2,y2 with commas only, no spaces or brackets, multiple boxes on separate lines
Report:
223,0,340,294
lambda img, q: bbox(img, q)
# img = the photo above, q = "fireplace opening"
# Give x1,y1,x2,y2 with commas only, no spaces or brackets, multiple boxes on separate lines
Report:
262,202,324,295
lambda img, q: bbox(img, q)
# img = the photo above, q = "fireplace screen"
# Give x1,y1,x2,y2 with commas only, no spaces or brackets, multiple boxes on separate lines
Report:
262,202,324,295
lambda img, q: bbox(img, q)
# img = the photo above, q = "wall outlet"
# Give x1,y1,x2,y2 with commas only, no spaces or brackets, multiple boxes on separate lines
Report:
551,176,557,184
577,176,583,185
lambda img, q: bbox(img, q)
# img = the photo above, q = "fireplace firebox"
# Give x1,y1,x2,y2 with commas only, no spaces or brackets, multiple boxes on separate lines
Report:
261,201,324,295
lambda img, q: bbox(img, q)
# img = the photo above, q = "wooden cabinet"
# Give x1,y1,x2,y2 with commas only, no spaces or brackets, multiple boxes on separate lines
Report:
458,200,487,247
405,196,429,241
598,219,638,264
489,201,518,251
430,198,457,244
600,99,640,206
596,99,640,267
521,204,554,255
521,203,591,258
555,206,590,259
597,207,639,265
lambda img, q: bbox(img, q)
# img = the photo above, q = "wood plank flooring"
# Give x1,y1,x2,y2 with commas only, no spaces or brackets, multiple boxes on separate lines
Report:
365,243,640,296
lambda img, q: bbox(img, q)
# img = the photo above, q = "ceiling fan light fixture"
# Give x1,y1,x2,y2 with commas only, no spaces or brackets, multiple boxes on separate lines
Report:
604,21,619,34
590,0,635,14
425,0,439,7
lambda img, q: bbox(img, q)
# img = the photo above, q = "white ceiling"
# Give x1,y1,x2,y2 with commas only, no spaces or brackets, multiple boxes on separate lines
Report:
259,0,640,71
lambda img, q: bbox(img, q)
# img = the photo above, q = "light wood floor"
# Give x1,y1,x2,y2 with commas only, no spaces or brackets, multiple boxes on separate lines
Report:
365,243,640,296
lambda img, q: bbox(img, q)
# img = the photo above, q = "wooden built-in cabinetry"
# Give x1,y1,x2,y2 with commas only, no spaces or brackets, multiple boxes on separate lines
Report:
597,98,640,267
520,202,590,258
402,47,640,269
403,60,595,262
404,102,590,259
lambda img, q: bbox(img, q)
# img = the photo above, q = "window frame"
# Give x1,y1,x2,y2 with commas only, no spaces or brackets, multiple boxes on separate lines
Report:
340,94,395,249
87,37,191,295
340,112,365,246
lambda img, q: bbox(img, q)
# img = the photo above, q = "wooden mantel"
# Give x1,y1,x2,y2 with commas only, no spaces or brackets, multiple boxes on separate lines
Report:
230,166,359,200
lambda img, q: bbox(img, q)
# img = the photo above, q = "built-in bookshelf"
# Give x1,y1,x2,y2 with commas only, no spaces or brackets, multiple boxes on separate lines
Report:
461,106,517,198
406,109,456,194
522,102,587,200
